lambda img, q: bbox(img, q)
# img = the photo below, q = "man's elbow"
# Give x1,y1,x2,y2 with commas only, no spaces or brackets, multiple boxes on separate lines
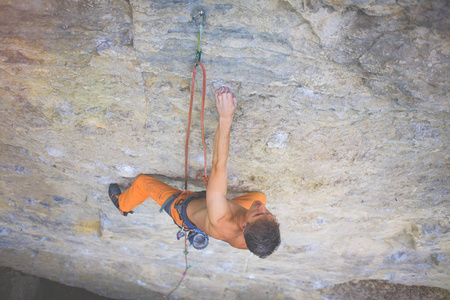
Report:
211,161,227,174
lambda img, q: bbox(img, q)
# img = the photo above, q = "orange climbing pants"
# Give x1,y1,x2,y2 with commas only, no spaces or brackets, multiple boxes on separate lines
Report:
118,174,267,227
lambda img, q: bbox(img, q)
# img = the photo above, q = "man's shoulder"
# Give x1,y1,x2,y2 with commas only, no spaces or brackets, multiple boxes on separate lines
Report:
229,239,248,250
208,217,245,241
225,232,248,250
208,224,247,250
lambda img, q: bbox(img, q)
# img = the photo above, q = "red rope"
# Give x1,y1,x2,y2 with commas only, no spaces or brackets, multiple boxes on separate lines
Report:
185,62,209,190
164,62,209,298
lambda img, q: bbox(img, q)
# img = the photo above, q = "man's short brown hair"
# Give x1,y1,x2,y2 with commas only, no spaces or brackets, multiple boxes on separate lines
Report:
244,217,281,258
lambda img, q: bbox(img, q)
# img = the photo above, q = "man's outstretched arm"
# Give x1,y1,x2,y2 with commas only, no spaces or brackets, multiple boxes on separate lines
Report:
206,87,237,226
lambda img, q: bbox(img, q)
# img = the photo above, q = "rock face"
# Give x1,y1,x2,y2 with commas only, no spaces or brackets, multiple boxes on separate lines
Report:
0,0,448,299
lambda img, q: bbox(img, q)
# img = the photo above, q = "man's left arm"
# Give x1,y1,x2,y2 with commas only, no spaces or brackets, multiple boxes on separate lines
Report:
206,88,236,226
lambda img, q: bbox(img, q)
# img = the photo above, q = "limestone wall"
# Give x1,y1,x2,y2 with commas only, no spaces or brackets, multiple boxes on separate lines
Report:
0,0,448,299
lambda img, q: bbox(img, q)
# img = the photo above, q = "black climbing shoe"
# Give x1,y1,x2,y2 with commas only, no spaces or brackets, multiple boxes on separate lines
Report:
108,183,133,216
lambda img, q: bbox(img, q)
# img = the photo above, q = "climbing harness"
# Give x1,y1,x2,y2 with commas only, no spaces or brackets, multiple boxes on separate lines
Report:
165,8,209,298
160,191,209,250
173,191,209,250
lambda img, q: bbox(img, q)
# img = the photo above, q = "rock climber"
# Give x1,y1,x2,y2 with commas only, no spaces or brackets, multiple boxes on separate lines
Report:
108,87,281,258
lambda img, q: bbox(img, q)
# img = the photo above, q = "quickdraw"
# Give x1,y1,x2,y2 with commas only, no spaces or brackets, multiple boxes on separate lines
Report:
192,8,206,65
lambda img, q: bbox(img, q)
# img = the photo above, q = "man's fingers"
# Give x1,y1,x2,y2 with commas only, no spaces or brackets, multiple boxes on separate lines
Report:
215,87,236,107
217,87,231,94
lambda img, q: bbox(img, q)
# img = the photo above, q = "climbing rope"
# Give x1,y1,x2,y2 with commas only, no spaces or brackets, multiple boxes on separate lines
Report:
185,61,209,190
163,8,208,298
184,7,208,191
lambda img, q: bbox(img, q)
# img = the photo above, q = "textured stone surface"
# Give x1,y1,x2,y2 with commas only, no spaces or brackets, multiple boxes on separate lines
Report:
0,266,115,300
0,0,448,299
2,267,450,300
318,279,450,300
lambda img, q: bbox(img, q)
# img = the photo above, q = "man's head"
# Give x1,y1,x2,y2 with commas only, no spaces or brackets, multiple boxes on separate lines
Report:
244,201,281,258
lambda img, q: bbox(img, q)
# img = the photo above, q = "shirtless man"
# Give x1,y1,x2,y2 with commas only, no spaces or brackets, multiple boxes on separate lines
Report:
108,87,280,258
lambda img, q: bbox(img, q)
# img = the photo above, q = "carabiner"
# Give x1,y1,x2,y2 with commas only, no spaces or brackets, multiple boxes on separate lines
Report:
192,8,206,27
177,226,186,240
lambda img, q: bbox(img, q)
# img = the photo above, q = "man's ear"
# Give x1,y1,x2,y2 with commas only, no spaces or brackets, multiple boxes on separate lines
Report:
241,221,247,232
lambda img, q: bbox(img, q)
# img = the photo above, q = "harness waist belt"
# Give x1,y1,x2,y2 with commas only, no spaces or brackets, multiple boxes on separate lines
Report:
159,192,182,215
174,191,206,230
159,191,206,230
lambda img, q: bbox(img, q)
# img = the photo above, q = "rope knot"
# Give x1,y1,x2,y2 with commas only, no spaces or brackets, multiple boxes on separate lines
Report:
195,170,209,187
